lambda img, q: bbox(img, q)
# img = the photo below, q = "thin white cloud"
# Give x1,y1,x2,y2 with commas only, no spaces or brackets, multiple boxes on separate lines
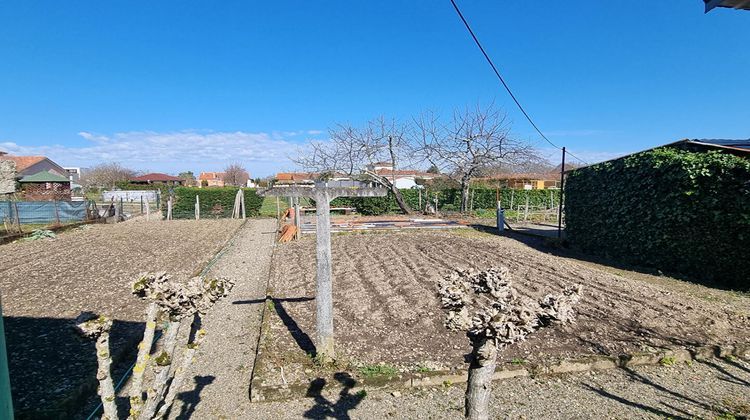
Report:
0,130,308,176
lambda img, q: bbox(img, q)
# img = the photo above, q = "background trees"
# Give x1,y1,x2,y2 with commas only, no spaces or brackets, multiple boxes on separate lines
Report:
80,162,136,189
293,117,414,214
295,105,541,214
222,164,249,187
412,105,533,212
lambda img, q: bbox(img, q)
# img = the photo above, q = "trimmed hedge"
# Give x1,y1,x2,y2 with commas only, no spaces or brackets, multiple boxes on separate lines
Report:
169,187,264,219
565,148,750,289
329,188,557,215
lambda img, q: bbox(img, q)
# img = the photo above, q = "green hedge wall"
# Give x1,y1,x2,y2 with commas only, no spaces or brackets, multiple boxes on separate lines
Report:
328,188,557,215
169,187,264,219
565,148,750,289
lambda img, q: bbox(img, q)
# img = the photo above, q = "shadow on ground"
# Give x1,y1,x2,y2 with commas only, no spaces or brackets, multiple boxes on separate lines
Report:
468,223,744,292
582,359,750,419
233,295,316,356
4,315,145,419
303,372,365,420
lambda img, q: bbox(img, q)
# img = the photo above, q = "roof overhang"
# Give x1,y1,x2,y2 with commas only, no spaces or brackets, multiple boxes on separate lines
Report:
705,0,750,12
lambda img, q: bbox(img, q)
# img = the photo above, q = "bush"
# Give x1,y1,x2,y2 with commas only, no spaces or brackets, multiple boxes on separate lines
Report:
169,187,264,219
565,148,750,289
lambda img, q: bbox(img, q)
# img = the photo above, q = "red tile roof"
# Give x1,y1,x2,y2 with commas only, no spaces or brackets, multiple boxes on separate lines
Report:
0,155,47,173
131,173,183,182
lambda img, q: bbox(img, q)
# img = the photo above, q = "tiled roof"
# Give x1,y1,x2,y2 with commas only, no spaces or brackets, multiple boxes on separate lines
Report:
0,156,47,172
19,171,70,183
131,173,182,182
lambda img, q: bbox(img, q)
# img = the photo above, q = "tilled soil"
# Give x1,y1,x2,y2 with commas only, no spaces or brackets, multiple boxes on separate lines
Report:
0,218,243,417
261,230,750,385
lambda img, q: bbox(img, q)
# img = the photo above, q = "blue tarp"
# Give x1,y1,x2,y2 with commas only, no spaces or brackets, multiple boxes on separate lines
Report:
0,201,87,224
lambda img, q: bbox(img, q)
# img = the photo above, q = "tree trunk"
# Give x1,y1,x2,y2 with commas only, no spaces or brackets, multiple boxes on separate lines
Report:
128,302,158,419
465,337,498,420
95,331,118,420
391,183,412,215
460,178,471,213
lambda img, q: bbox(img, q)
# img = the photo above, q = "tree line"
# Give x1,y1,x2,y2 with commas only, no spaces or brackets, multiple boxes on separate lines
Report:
293,104,551,214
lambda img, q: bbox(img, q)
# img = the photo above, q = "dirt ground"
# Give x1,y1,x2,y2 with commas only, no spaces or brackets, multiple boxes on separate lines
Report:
260,229,750,386
0,218,243,417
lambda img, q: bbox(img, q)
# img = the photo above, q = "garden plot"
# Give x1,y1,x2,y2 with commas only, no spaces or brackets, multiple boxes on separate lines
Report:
256,230,750,392
0,218,243,418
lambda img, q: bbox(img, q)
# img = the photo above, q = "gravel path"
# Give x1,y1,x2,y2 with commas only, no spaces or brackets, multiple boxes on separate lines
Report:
249,357,750,419
166,218,277,419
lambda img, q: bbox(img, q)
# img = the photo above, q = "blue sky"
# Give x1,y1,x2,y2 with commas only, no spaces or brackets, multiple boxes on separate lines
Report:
0,1,747,176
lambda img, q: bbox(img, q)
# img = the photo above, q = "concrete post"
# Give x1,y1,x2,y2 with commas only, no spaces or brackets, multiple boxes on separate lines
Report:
314,187,335,361
496,201,504,233
294,197,301,239
195,195,200,220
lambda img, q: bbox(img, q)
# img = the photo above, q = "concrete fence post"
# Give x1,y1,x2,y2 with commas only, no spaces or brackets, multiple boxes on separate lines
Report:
195,195,200,220
496,201,504,233
314,188,335,362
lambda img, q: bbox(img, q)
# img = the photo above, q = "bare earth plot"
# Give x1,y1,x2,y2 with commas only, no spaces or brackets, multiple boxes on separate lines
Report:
257,229,750,389
0,218,243,418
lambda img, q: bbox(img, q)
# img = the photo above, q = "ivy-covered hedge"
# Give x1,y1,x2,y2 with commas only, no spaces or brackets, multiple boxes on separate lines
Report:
169,187,264,219
565,148,750,289
329,188,557,215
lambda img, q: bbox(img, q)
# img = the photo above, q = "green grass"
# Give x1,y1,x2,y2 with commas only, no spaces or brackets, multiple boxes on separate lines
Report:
358,364,399,378
659,356,677,367
259,196,280,217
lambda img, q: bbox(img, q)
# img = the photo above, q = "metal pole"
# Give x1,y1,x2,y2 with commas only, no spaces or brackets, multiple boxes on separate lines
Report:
0,297,14,418
557,147,566,239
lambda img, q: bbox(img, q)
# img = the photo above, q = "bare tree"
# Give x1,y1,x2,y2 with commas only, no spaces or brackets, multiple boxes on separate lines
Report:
80,162,136,189
293,117,413,214
413,105,532,212
223,163,249,187
439,267,581,420
178,171,197,187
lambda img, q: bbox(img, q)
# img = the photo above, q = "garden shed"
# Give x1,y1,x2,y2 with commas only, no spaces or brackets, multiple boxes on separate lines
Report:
564,139,750,289
18,171,71,201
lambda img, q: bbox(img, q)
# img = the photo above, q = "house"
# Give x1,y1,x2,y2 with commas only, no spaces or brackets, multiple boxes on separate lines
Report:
18,171,72,201
64,167,83,183
199,172,225,187
704,0,750,12
0,152,67,178
364,162,440,189
130,173,185,185
274,172,351,185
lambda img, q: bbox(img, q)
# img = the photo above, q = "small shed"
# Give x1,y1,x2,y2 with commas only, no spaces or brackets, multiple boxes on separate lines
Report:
18,171,72,201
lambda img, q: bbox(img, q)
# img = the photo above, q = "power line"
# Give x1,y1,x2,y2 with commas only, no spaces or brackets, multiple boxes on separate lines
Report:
448,0,589,166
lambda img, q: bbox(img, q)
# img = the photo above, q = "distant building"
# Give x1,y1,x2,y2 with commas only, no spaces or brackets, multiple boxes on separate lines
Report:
0,153,67,178
365,162,440,189
64,167,83,183
199,172,225,187
130,173,185,185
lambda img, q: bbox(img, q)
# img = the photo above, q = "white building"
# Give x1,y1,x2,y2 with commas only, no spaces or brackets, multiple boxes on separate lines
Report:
365,161,440,189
